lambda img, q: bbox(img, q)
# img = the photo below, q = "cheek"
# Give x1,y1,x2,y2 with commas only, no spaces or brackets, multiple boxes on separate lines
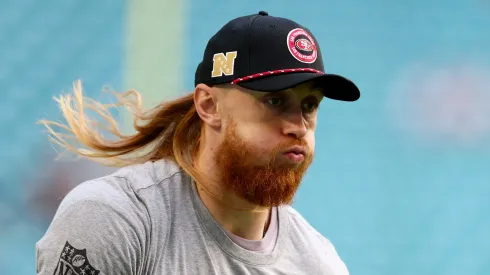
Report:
239,127,274,145
305,131,316,152
236,125,280,153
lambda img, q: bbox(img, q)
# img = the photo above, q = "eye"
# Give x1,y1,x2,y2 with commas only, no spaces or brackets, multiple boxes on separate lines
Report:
267,98,285,106
302,101,319,112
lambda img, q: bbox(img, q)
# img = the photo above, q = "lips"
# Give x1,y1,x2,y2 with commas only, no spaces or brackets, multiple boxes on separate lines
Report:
281,146,307,163
283,145,306,156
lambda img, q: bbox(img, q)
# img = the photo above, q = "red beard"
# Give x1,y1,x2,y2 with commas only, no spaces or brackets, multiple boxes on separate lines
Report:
214,122,314,207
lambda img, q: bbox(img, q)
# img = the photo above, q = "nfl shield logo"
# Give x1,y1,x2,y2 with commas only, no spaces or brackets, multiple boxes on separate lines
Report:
53,241,100,275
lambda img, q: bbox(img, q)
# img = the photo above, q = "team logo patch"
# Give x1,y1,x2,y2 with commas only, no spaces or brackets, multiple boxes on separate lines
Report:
53,241,100,275
287,28,317,64
211,51,237,78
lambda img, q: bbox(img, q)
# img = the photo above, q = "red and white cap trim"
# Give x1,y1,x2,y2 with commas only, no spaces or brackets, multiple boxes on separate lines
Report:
231,67,323,84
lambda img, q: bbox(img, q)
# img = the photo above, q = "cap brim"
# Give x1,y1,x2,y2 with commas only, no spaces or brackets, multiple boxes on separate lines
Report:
236,72,360,101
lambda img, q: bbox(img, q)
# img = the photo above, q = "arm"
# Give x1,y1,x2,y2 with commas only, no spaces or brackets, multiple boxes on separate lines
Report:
36,181,145,275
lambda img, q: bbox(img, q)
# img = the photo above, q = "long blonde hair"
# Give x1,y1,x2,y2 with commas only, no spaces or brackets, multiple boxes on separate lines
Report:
38,80,203,182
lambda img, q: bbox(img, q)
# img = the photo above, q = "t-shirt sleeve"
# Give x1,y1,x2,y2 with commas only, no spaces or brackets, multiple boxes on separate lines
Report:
36,180,146,275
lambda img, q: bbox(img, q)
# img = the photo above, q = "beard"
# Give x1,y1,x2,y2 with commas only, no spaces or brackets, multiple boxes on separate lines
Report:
213,122,314,207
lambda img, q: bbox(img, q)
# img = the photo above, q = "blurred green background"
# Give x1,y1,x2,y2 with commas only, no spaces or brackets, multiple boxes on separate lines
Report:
0,0,489,274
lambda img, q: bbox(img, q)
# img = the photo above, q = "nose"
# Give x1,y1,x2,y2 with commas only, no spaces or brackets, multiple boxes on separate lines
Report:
281,112,308,139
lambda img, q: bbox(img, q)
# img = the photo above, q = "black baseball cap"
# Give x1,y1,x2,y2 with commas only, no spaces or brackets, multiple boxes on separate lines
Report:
194,11,360,101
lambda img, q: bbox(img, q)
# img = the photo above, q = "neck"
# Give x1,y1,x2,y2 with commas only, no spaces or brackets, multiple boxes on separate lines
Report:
194,148,271,241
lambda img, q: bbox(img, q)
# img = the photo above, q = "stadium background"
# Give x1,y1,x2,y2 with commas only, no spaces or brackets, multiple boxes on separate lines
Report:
1,0,489,274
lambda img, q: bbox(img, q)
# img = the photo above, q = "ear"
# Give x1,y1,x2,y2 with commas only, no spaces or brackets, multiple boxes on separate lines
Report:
194,84,221,129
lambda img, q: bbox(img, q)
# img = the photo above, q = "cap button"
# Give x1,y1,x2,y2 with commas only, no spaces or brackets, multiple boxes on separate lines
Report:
258,11,268,16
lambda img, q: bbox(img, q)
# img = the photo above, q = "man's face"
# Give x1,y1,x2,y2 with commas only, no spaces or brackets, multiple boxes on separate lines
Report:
213,82,323,207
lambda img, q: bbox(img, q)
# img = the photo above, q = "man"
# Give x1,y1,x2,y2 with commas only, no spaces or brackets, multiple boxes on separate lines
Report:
36,11,360,275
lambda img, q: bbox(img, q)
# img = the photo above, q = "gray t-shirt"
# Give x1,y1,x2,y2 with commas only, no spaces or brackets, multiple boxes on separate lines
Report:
36,159,349,275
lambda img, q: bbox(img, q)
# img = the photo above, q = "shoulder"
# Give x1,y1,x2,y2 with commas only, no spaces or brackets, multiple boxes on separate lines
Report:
118,158,184,192
285,207,327,240
285,206,339,250
53,159,185,231
60,159,182,206
284,206,350,274
36,159,184,274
